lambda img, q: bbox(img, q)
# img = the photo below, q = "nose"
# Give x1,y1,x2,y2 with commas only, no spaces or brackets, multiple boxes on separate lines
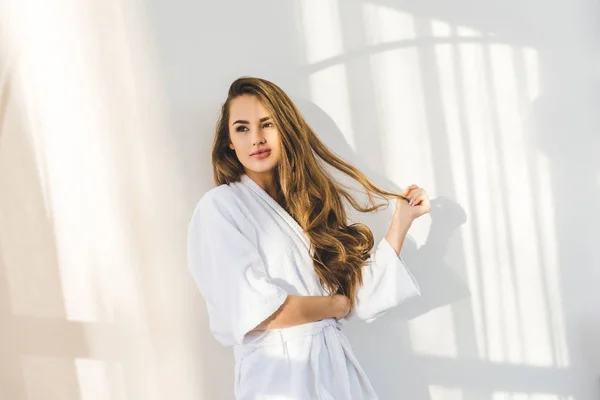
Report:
251,129,265,146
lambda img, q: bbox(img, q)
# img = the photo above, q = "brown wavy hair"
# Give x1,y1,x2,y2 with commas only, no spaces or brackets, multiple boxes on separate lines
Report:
212,76,402,307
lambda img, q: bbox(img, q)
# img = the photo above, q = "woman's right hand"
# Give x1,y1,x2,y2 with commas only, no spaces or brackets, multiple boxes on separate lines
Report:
330,294,351,320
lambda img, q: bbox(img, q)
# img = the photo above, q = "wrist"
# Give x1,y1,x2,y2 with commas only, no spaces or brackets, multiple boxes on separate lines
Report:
392,210,414,226
321,295,336,320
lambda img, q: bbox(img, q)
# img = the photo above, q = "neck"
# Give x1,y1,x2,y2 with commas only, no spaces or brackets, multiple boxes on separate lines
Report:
245,170,278,200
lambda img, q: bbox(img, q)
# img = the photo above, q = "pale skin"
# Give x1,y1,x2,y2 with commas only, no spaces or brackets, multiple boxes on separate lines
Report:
227,94,431,331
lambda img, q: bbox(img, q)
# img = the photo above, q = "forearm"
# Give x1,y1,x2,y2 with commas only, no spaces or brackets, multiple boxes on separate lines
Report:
385,211,413,256
251,295,334,331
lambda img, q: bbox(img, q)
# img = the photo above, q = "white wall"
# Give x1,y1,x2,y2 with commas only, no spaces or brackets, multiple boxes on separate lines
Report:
0,0,598,399
145,0,600,399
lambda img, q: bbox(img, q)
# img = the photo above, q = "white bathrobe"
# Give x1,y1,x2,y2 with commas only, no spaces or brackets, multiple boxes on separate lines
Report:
187,174,420,399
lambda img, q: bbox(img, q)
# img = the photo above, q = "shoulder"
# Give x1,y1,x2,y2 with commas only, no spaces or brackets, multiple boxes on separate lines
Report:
187,182,258,243
192,184,233,216
189,183,245,226
197,184,235,208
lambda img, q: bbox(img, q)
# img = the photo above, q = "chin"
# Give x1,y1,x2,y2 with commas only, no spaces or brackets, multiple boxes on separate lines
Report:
243,159,279,174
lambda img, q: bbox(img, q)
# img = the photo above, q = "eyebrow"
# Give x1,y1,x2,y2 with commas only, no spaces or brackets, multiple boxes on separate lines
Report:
232,116,271,125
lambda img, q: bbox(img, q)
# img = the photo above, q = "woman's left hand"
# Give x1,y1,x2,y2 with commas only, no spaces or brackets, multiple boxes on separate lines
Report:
395,185,431,221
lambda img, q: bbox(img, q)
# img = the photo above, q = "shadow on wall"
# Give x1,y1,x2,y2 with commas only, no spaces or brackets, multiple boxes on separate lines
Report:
294,98,471,399
532,74,600,395
295,97,471,315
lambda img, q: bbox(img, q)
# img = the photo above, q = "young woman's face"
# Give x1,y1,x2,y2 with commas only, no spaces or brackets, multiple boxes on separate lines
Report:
228,94,282,175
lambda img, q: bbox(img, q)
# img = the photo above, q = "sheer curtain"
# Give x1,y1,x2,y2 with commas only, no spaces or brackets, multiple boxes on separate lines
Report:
0,0,220,398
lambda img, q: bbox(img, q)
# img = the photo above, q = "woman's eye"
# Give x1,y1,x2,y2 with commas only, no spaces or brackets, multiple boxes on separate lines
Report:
263,122,273,128
235,126,248,132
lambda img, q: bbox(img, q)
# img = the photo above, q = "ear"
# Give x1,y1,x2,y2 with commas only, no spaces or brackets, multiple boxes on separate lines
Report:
228,142,235,150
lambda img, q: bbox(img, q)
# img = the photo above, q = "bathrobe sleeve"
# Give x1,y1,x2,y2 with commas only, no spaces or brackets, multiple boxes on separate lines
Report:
346,237,421,323
187,188,289,346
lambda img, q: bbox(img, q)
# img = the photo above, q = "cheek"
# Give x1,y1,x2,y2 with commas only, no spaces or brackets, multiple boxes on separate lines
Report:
271,134,283,159
270,130,281,147
230,135,248,151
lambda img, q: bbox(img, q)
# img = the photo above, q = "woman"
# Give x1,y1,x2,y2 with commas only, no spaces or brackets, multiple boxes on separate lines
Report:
187,76,430,399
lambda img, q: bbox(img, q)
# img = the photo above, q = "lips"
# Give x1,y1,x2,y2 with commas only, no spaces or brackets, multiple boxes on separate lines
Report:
250,148,271,156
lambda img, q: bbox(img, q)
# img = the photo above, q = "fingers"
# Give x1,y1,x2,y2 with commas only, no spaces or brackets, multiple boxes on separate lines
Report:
406,187,425,206
400,185,431,214
398,184,432,217
400,184,419,198
415,196,432,214
410,194,427,206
